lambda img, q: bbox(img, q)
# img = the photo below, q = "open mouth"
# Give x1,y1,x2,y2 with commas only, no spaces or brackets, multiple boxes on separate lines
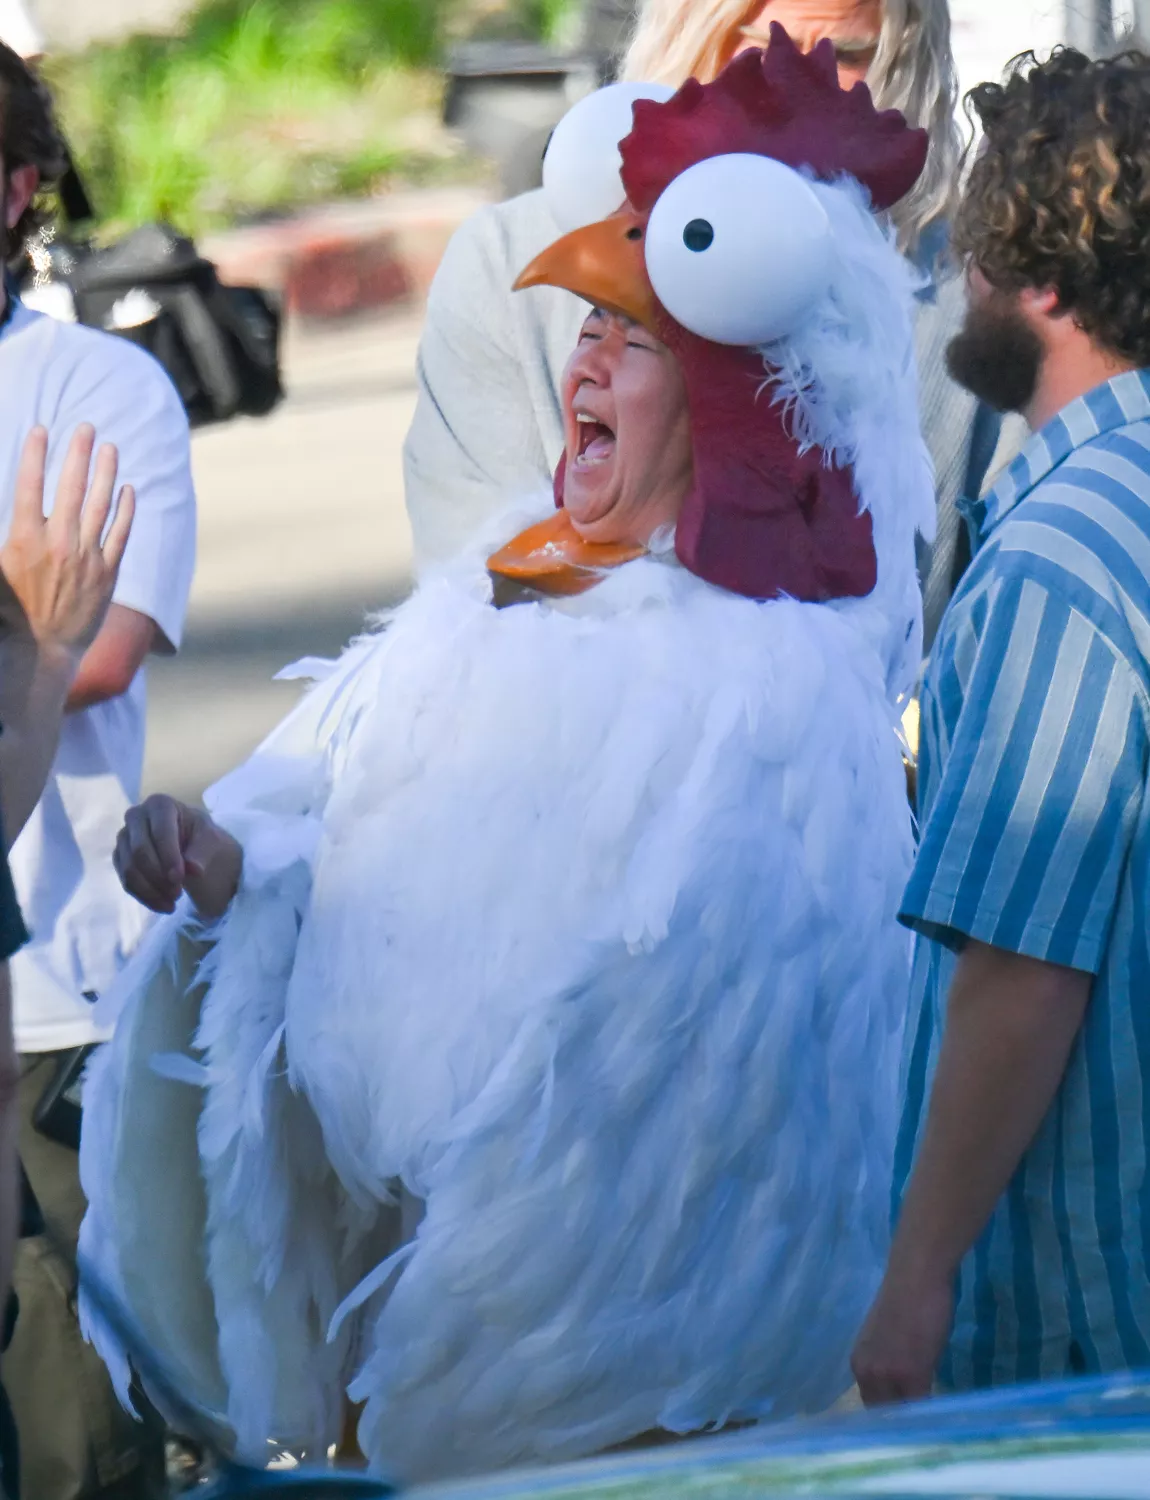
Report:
574,414,616,468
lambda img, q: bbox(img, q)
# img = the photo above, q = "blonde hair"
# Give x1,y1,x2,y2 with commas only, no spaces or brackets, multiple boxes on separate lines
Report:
621,0,961,255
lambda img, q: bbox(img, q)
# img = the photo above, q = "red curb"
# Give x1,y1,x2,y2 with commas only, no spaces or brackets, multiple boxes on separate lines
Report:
285,233,412,319
201,188,491,321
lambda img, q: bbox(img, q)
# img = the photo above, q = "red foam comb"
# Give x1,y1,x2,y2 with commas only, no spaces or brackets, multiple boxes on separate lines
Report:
621,24,928,214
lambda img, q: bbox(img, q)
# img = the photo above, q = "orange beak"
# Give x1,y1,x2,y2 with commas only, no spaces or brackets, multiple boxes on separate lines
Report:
513,208,659,334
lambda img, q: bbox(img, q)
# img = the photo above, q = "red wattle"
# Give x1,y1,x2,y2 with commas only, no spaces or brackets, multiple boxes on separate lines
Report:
670,332,875,602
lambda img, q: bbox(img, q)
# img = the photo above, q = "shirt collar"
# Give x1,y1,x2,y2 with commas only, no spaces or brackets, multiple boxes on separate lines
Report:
960,369,1150,547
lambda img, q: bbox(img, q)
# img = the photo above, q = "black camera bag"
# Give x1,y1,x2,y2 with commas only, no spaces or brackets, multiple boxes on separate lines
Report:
31,221,283,428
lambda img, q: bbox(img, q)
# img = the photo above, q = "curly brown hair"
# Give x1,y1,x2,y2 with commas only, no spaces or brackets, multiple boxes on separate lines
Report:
954,47,1150,367
0,41,66,256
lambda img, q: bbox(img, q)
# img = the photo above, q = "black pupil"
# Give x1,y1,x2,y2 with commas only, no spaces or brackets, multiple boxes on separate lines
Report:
683,218,714,252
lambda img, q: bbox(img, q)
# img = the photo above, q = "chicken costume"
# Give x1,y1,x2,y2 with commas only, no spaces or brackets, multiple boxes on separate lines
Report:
80,29,935,1483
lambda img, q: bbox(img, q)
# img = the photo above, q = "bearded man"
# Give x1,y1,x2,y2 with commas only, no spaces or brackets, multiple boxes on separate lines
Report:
854,46,1150,1402
84,35,932,1483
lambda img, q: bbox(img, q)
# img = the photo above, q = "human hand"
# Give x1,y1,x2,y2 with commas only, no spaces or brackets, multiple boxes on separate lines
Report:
0,425,135,664
114,795,243,918
851,1266,954,1406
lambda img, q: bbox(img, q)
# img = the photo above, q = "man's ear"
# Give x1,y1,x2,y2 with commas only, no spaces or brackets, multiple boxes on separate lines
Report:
1018,284,1061,320
5,164,40,231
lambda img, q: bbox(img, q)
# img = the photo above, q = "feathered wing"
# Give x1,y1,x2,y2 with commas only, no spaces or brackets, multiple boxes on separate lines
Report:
78,630,399,1454
79,918,227,1420
278,559,914,1480
765,177,936,703
84,547,914,1478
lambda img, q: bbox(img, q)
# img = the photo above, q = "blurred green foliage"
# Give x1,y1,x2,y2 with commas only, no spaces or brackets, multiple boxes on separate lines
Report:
474,0,578,41
45,0,475,236
536,0,582,40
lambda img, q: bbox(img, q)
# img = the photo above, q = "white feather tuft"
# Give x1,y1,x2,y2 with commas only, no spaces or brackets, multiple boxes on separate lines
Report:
757,176,936,703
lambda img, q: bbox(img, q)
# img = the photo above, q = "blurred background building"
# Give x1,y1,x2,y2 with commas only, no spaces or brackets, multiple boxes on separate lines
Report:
26,0,1150,58
17,0,1147,265
33,0,189,46
953,1,1148,98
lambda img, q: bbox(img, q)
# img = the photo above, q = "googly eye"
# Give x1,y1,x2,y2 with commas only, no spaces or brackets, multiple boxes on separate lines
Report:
542,81,676,235
644,154,835,346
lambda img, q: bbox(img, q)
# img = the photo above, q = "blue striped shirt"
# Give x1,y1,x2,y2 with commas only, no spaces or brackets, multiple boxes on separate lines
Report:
895,370,1150,1388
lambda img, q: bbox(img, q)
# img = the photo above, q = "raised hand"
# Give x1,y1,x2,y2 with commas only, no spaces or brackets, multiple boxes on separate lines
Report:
114,795,243,918
0,424,136,662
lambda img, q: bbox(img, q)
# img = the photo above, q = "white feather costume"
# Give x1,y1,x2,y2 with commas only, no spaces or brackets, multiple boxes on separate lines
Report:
79,105,934,1486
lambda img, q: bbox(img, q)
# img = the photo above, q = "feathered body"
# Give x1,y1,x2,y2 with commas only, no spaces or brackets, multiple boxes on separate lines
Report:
82,540,914,1481
80,37,935,1485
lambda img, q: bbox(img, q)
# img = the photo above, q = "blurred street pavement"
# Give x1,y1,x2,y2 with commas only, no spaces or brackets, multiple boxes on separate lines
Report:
142,309,422,804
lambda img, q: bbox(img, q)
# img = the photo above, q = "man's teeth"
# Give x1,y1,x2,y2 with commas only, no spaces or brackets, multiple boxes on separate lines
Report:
575,414,615,465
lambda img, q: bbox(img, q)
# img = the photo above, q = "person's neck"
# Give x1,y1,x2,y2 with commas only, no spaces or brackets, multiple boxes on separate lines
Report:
1024,337,1137,431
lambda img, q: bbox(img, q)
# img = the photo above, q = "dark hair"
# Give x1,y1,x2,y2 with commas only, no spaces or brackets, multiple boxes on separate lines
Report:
955,46,1150,367
0,41,66,254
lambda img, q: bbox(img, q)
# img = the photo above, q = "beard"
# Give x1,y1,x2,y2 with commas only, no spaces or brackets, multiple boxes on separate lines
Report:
945,295,1044,414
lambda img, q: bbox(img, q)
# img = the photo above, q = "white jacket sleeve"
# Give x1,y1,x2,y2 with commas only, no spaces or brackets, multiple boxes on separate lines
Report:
402,194,585,566
78,639,394,1457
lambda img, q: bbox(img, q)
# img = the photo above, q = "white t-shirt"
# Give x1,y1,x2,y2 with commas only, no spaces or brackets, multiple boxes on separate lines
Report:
0,0,43,56
0,299,196,1052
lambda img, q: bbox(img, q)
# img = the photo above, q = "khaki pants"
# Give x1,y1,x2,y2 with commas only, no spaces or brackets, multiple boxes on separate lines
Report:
2,1056,165,1500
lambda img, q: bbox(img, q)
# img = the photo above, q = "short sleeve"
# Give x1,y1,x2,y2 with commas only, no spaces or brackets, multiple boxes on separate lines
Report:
48,330,196,654
901,571,1147,974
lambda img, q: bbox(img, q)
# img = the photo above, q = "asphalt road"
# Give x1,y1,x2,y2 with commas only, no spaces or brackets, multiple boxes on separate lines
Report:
142,309,421,804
